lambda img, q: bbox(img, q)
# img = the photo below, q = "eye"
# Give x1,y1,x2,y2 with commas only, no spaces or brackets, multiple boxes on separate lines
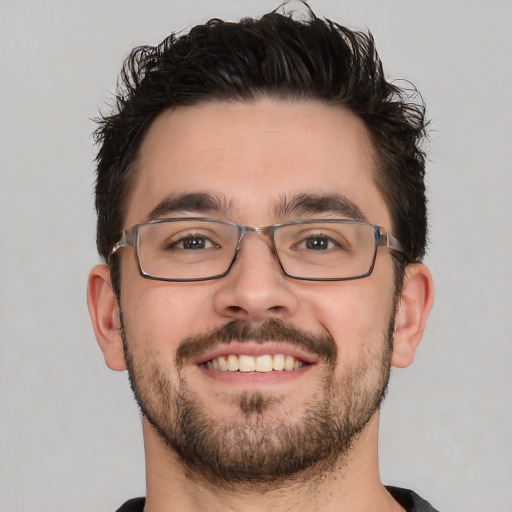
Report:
167,233,218,250
294,234,340,251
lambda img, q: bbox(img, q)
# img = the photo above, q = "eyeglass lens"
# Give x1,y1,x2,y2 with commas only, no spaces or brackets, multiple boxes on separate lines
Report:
135,219,379,281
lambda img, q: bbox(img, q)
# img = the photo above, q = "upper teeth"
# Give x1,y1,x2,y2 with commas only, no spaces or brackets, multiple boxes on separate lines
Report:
205,354,304,372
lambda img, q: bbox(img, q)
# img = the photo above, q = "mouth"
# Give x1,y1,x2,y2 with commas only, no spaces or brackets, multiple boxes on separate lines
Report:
204,353,309,373
193,341,319,379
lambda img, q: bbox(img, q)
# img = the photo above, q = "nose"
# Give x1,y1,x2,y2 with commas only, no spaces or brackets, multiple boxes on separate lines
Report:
212,232,300,322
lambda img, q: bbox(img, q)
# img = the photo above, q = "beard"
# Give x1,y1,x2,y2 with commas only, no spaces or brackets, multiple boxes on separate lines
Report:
121,316,394,488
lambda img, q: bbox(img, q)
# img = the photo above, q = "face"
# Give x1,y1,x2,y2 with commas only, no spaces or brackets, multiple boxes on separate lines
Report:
118,99,399,484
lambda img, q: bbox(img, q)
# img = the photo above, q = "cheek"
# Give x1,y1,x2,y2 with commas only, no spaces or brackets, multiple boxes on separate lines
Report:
304,275,396,361
120,267,216,353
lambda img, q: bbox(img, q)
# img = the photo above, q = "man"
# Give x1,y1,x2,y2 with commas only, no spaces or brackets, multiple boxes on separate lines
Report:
87,4,436,511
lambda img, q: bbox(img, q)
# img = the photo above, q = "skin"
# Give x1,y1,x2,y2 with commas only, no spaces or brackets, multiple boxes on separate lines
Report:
88,99,434,512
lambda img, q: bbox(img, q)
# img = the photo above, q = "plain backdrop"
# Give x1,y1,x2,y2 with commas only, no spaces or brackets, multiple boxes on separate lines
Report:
0,1,511,511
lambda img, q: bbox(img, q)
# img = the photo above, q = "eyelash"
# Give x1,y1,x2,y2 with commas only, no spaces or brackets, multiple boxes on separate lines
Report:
165,232,218,250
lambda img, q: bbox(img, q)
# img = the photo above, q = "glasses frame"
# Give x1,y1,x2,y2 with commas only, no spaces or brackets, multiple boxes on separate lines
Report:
110,217,410,282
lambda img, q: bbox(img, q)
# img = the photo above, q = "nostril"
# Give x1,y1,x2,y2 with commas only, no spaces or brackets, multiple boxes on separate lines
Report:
227,305,245,314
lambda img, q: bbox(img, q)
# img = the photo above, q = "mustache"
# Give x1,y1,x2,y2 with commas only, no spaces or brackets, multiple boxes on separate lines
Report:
176,319,337,368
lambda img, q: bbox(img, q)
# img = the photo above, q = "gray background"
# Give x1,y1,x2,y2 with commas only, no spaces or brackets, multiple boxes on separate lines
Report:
1,1,511,511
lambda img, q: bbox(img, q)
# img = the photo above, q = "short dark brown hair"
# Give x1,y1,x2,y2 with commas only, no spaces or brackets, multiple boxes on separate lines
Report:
94,5,428,293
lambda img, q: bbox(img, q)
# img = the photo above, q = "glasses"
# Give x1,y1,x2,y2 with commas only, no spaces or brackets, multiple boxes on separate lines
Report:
110,218,409,282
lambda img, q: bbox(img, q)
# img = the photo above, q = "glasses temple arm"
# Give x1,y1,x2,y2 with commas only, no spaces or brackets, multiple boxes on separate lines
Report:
108,231,130,264
380,232,414,265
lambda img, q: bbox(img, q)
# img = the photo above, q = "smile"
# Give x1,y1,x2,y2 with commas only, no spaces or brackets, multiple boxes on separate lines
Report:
204,354,307,372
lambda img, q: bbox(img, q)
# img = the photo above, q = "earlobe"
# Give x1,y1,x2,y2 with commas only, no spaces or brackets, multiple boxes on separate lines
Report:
391,263,434,368
87,264,127,371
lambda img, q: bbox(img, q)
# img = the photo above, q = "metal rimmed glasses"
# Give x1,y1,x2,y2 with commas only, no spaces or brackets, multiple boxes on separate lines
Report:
110,218,409,282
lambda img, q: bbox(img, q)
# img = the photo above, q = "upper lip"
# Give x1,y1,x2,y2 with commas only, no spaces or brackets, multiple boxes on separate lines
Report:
193,342,320,366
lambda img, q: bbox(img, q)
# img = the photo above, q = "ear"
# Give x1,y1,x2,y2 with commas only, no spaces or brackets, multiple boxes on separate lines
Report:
87,264,127,371
391,263,434,368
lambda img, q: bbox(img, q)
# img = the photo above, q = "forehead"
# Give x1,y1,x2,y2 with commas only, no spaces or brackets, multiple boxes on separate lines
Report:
125,99,391,229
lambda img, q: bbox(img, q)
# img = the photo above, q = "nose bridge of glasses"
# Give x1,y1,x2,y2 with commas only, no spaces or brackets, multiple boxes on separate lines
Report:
243,225,271,234
237,224,277,255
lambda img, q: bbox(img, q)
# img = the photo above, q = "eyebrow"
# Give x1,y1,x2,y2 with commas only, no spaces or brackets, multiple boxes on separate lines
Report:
273,193,368,222
145,191,367,224
146,192,233,221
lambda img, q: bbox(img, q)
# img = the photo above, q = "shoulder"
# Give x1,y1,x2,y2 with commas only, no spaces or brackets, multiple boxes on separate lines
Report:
386,486,440,512
113,491,439,512
114,497,146,512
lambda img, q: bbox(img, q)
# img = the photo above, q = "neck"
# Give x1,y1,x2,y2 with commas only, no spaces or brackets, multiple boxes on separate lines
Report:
142,414,403,512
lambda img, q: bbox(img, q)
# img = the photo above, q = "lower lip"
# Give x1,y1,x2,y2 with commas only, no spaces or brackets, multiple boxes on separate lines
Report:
197,363,313,386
